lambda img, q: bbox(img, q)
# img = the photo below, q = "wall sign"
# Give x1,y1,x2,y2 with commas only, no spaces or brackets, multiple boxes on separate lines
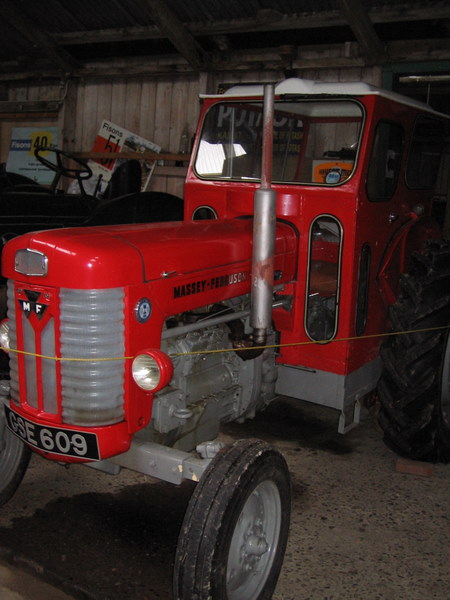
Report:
6,127,58,184
89,120,161,185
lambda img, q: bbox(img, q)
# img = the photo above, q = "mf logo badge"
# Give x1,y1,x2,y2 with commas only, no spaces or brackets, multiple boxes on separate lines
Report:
18,290,48,320
135,298,152,323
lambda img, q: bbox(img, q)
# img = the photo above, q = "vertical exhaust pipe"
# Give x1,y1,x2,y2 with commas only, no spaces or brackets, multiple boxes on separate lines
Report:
250,84,277,346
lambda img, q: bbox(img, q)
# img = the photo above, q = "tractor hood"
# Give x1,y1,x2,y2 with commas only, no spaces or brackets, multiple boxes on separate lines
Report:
2,220,297,289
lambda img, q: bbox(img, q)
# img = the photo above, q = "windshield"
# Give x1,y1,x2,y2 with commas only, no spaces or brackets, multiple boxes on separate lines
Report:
195,99,363,185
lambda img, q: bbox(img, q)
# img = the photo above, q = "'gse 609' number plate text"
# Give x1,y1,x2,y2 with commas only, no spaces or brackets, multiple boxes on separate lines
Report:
4,405,100,460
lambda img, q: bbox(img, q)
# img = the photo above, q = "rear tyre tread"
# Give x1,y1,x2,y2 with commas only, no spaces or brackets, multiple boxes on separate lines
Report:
378,238,450,463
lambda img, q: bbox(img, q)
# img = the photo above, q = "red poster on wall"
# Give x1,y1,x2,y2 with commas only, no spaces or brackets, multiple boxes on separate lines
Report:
88,120,160,192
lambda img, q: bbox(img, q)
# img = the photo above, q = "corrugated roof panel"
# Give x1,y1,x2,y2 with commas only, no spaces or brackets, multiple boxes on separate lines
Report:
3,0,447,34
0,1,447,70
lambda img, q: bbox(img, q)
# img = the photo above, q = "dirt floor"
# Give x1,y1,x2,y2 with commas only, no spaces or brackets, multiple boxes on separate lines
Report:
0,397,449,600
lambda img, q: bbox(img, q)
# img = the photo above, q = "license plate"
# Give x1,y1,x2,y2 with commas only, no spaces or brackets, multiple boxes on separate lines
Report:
4,405,100,461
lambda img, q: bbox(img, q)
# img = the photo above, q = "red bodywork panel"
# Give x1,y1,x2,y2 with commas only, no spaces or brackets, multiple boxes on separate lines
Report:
3,219,296,289
183,94,441,375
3,219,297,461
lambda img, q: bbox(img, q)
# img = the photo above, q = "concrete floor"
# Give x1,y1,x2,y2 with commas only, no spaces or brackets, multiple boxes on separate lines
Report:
0,396,449,600
0,560,76,600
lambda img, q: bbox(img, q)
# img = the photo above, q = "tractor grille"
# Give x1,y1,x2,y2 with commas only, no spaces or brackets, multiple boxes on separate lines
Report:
7,280,20,405
60,288,125,426
7,281,126,426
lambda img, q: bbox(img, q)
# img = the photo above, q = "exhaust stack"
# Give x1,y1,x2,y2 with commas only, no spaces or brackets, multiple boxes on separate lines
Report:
250,84,277,347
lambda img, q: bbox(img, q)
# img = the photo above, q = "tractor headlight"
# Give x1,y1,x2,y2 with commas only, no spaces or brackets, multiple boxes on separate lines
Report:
132,349,173,392
0,320,10,353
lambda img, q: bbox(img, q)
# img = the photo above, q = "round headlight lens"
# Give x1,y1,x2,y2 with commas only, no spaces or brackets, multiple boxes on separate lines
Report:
132,354,161,390
0,320,10,352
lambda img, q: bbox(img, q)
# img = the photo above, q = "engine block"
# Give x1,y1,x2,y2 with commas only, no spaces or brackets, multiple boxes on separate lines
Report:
146,302,278,451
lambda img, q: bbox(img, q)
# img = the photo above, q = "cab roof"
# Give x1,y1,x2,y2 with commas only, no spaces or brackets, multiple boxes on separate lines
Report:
201,78,448,119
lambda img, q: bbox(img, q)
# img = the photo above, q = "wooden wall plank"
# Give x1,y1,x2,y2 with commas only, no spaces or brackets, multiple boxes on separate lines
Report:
139,80,157,142
58,79,77,152
154,80,173,151
150,79,173,193
96,81,113,129
186,78,201,135
169,79,187,153
74,80,86,149
9,84,28,102
123,78,142,133
110,79,127,127
0,64,393,195
80,80,99,149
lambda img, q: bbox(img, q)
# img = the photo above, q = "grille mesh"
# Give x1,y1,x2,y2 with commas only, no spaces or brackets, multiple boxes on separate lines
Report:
6,280,19,405
7,283,125,426
59,288,125,426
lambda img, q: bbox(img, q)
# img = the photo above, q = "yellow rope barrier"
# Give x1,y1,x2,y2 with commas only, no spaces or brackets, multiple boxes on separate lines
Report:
0,348,133,362
170,325,450,357
1,324,448,362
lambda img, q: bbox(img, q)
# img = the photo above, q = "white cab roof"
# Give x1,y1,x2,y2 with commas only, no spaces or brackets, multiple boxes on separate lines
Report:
201,78,448,118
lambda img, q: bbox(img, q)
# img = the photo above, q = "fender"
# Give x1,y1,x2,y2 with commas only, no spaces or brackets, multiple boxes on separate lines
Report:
377,213,441,306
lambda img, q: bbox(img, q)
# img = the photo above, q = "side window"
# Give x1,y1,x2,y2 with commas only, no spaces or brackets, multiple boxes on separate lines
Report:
305,215,342,342
406,115,445,189
366,121,403,201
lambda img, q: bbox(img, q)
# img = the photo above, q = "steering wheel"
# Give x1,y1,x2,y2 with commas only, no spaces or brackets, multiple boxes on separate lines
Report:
34,146,93,194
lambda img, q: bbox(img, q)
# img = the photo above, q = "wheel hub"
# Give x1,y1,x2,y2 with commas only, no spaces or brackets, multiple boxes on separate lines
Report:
226,481,282,600
244,533,269,558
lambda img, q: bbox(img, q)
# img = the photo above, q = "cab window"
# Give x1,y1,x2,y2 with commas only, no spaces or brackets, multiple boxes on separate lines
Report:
195,100,363,186
366,121,403,201
406,115,445,189
305,215,342,342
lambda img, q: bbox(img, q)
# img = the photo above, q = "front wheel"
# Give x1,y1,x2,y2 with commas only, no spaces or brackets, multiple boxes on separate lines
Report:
378,239,450,463
0,400,31,505
173,438,291,600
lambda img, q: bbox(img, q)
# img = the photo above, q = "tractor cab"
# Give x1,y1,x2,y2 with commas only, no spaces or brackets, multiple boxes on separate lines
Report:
184,78,447,431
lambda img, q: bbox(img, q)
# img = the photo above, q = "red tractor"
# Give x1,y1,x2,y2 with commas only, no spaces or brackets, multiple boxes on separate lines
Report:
1,78,449,599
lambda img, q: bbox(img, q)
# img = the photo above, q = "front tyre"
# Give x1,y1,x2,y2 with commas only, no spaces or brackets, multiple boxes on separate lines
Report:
0,400,31,505
173,439,291,600
378,239,450,463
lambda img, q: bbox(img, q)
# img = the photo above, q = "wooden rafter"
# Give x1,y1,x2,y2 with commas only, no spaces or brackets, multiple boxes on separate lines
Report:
0,37,449,82
337,0,385,64
0,0,448,81
0,100,60,113
50,4,450,47
136,0,209,70
1,0,79,73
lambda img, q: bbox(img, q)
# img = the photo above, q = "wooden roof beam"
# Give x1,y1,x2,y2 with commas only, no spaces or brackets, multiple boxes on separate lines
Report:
137,0,209,70
51,4,450,46
1,38,449,82
337,0,385,64
1,0,79,73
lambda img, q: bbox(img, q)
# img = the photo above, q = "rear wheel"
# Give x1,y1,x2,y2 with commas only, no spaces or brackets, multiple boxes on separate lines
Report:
378,239,450,463
0,400,31,505
173,438,291,600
